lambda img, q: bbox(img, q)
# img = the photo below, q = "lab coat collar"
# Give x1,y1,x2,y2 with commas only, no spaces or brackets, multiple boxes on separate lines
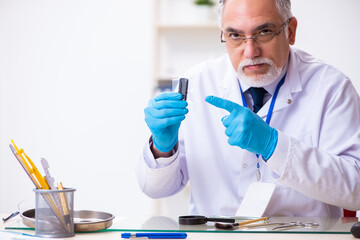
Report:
220,47,303,119
219,57,243,104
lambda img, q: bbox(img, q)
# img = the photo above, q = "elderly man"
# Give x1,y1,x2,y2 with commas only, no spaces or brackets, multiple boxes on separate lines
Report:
138,0,360,217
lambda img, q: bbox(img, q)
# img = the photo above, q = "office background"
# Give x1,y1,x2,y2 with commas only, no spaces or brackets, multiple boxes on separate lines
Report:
0,0,359,218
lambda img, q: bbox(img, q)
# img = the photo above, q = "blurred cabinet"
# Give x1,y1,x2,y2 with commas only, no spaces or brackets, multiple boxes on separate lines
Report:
153,0,224,92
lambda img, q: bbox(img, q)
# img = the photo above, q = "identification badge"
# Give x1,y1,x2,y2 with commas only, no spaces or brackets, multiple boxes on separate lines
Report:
235,182,275,217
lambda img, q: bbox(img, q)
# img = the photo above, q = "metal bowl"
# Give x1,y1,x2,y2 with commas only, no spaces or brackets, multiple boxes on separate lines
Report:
21,209,115,232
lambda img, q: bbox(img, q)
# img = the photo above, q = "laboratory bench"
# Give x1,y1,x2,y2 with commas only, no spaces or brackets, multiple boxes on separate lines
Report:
1,213,358,240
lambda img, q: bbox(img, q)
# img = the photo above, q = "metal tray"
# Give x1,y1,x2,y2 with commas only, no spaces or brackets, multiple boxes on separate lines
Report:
21,209,115,232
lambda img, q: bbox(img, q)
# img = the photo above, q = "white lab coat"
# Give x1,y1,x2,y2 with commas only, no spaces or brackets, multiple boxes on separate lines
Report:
137,47,360,217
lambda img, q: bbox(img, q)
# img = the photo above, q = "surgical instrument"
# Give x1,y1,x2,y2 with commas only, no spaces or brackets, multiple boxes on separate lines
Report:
272,221,319,231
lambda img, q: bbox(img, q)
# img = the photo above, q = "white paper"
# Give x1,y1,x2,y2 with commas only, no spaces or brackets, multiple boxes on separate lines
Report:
235,182,275,217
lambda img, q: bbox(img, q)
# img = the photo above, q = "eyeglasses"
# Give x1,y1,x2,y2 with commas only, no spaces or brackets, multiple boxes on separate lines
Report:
221,17,293,48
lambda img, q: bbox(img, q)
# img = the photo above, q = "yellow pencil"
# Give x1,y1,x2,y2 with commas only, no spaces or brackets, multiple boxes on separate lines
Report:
58,182,72,233
237,217,269,226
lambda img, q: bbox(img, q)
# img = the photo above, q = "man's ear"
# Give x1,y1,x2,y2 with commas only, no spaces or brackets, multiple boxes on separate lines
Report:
288,17,298,45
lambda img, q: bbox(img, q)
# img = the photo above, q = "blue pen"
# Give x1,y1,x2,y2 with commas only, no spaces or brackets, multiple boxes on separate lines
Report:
121,232,187,239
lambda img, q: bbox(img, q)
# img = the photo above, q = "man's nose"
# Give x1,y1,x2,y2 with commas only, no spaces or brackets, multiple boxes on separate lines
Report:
243,38,261,59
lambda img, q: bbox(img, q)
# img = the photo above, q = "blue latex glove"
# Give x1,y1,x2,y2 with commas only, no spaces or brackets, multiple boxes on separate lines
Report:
144,92,188,152
205,95,278,160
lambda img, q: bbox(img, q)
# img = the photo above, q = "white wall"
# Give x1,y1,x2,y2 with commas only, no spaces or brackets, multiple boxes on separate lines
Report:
0,0,154,217
292,0,360,92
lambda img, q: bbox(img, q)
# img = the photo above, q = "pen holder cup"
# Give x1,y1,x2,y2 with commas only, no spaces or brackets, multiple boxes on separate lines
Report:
33,188,76,238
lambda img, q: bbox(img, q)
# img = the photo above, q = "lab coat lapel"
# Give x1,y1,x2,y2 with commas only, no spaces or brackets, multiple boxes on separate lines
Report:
257,52,303,119
220,68,245,106
219,50,303,117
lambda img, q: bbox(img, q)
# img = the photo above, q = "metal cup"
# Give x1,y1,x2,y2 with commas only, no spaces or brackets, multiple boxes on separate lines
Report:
34,188,76,238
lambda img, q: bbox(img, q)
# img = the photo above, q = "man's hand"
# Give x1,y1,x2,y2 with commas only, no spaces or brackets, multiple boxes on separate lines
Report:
205,95,278,159
144,92,188,152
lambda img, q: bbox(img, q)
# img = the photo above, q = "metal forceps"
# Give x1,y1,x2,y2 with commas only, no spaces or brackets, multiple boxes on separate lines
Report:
272,221,319,230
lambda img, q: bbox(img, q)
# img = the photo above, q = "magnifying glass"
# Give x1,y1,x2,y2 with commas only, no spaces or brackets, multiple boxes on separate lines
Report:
178,215,235,225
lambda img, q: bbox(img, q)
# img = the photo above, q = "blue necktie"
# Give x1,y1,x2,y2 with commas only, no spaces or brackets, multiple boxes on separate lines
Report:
249,87,267,113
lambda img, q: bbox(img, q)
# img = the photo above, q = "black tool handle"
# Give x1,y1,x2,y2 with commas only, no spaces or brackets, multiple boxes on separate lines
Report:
2,211,20,223
351,222,360,238
206,217,235,223
215,222,239,229
178,78,188,101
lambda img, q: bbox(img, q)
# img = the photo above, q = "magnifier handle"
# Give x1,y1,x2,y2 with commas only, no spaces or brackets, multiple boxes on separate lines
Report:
206,217,235,223
215,222,239,229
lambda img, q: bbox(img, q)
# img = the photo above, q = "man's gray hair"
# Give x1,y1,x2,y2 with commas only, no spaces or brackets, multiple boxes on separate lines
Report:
218,0,293,27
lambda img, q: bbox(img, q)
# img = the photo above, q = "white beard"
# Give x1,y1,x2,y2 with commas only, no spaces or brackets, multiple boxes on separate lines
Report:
237,58,282,87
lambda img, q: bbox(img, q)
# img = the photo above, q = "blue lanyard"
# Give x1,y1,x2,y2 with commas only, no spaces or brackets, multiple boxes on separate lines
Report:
239,73,286,180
